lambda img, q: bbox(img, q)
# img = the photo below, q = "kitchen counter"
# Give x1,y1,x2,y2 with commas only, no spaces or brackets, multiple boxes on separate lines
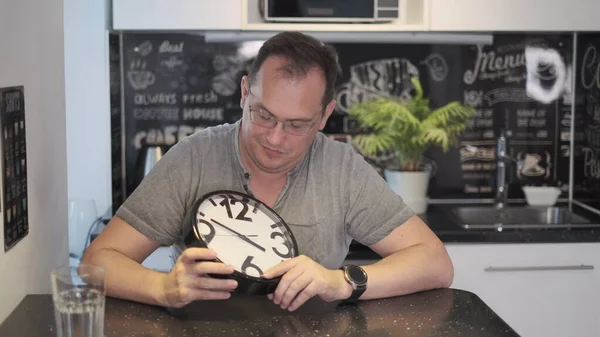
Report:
348,202,600,259
427,202,600,242
0,288,519,337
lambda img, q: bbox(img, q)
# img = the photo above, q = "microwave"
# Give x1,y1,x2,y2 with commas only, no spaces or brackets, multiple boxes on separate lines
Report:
261,0,400,23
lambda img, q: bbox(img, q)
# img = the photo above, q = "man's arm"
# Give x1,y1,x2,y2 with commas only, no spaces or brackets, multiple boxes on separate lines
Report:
81,216,167,306
81,216,238,307
263,215,453,311
358,215,454,299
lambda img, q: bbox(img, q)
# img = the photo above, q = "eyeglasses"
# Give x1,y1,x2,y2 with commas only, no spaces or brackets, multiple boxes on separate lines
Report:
248,105,319,136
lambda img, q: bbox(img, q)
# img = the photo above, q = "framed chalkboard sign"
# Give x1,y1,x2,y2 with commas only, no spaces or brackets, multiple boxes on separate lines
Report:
1,86,28,251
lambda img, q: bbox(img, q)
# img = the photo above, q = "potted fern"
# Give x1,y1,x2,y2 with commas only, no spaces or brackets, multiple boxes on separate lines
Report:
348,77,475,213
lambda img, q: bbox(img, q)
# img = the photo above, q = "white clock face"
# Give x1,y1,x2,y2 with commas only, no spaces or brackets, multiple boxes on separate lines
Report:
194,192,296,278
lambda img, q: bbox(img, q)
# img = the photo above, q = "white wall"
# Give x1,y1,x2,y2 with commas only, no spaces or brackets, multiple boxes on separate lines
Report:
0,0,69,324
64,0,112,258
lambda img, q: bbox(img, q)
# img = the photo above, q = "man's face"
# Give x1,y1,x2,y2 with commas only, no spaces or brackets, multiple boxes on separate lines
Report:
239,56,336,174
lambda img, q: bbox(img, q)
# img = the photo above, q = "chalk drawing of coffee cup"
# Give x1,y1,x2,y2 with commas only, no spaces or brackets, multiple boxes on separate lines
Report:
517,152,551,179
420,53,448,82
127,70,156,90
525,46,567,104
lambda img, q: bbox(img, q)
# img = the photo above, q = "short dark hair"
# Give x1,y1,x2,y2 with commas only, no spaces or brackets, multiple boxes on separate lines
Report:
247,31,341,108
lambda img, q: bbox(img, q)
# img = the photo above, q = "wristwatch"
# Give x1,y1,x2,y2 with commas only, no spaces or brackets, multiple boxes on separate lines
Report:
340,264,368,303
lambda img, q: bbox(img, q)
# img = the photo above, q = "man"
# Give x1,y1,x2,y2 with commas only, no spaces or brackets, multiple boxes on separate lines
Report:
82,31,453,312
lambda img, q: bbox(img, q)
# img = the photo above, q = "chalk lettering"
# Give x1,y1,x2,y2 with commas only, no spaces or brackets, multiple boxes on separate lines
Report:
583,147,600,179
464,45,526,84
134,125,205,149
483,88,535,106
182,91,218,104
134,93,177,105
517,109,536,118
182,108,224,121
464,185,480,193
461,163,494,171
159,41,184,53
133,108,179,121
581,45,600,90
586,126,600,150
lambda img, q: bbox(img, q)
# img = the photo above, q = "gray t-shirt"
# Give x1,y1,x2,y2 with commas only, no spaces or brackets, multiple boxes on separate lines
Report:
117,120,415,270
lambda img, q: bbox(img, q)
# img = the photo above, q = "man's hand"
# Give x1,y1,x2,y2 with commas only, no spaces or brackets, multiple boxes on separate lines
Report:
262,255,352,311
160,248,238,308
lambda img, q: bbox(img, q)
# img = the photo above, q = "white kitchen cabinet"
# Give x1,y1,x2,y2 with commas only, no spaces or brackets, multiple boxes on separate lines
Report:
430,0,600,31
112,0,243,30
445,243,600,337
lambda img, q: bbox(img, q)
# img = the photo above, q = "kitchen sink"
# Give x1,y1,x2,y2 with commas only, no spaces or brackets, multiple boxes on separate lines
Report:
447,205,600,229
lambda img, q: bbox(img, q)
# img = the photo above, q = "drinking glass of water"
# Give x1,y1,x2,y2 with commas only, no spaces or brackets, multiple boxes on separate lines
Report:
50,264,106,337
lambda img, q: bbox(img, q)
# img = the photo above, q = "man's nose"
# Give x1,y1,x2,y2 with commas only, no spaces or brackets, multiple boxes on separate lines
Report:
265,122,286,146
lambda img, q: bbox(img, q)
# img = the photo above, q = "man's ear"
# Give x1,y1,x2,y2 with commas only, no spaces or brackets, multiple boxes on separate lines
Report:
318,100,337,130
240,75,249,109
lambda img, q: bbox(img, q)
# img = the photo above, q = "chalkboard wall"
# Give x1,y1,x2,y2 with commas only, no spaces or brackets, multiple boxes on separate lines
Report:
110,32,581,211
574,33,600,211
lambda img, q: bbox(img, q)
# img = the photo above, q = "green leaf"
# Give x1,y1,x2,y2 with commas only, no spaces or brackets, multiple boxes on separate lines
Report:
346,76,475,169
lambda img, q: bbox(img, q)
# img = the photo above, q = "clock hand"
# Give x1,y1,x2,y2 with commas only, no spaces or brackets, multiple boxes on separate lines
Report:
210,219,266,252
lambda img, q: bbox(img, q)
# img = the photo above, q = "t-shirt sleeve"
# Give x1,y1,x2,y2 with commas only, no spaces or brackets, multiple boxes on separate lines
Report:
344,149,416,247
115,138,195,246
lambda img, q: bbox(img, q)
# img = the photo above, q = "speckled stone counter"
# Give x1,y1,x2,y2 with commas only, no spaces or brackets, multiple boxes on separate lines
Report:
0,288,519,337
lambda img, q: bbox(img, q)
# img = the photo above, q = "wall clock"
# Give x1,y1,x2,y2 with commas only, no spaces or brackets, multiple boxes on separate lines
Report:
184,190,299,295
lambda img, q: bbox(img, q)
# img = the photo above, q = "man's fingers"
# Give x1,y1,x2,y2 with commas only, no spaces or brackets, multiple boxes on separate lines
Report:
179,247,217,264
178,287,232,303
272,267,304,304
263,256,302,279
189,261,235,276
184,276,238,292
280,274,312,310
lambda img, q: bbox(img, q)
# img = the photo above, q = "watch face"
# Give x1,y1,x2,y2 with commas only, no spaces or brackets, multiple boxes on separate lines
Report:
187,190,298,279
347,265,368,285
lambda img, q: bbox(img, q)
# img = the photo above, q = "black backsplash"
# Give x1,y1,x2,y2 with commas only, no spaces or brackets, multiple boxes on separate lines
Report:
574,33,600,211
330,35,572,200
110,34,124,213
110,32,588,208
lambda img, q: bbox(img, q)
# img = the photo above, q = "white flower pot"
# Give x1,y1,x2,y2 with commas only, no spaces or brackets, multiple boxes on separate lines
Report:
383,169,431,214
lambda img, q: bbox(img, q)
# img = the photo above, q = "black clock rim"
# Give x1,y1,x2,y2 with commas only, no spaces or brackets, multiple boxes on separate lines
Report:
183,231,282,295
188,189,300,282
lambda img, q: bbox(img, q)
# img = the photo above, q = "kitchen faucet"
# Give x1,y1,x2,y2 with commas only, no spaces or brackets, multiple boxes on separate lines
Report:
495,129,523,209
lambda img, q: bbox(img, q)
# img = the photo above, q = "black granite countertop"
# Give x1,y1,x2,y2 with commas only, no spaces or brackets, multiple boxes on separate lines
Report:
427,202,600,242
0,289,519,337
348,201,600,259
